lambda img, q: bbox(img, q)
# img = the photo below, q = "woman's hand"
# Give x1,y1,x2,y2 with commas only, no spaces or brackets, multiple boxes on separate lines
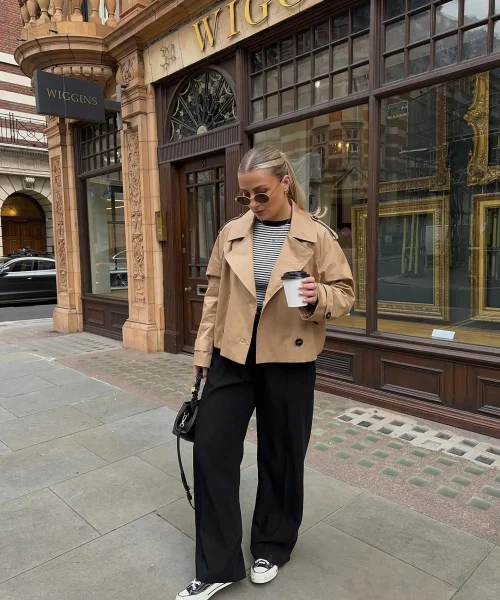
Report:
300,276,319,305
194,365,209,379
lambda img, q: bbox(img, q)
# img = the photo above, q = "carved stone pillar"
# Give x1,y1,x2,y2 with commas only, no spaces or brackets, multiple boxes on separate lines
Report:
46,116,82,334
118,50,164,352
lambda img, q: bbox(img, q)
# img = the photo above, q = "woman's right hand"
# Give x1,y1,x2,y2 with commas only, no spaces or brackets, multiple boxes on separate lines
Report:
194,365,209,379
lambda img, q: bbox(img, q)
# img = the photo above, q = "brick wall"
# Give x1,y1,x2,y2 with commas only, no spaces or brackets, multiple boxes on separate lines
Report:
0,0,22,56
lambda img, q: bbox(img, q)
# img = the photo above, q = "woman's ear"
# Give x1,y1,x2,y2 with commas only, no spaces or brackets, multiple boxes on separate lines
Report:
282,175,291,190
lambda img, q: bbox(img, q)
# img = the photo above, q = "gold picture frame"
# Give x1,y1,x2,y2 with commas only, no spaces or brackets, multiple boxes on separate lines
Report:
471,193,500,322
465,72,500,186
352,197,450,321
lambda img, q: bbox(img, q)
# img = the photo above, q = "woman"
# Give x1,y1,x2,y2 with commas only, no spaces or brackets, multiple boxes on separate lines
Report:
176,147,355,600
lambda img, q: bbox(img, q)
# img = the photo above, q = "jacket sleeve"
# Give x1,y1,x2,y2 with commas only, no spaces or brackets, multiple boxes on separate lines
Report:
193,234,222,368
299,230,355,323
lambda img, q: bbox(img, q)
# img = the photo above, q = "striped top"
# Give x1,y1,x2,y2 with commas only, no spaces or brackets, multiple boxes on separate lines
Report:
253,218,291,307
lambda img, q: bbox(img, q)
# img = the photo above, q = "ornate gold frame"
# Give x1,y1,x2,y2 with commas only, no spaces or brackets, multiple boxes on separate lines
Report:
352,197,450,321
355,86,450,198
465,72,500,185
471,193,500,322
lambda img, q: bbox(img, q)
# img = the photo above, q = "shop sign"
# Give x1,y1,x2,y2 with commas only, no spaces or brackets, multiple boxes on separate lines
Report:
144,0,324,84
387,100,409,120
33,70,105,123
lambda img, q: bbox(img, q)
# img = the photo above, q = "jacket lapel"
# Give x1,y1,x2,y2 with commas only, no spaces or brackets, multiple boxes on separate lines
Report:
224,211,256,298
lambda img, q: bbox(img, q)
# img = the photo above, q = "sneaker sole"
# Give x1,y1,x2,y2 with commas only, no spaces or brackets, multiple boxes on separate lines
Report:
250,567,279,584
176,582,232,600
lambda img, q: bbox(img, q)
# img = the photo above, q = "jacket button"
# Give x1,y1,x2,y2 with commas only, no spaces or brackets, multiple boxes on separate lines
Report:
326,312,331,319
295,338,303,346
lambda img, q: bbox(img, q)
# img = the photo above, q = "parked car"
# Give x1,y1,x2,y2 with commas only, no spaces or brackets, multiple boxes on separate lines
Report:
0,256,57,305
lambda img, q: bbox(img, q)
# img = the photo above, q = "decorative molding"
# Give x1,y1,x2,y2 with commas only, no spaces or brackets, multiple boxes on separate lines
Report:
118,54,144,85
51,156,68,293
44,65,113,86
160,44,176,72
465,72,500,186
126,130,145,305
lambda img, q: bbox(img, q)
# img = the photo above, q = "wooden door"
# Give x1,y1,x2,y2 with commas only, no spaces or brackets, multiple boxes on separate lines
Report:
180,154,225,351
1,218,46,254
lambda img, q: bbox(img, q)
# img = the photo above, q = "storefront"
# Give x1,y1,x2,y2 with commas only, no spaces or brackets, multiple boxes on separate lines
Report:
145,0,500,436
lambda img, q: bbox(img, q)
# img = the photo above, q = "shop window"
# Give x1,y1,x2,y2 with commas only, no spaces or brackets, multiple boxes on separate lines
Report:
254,103,369,331
383,0,500,83
80,115,121,175
169,70,237,142
250,3,370,122
371,68,500,348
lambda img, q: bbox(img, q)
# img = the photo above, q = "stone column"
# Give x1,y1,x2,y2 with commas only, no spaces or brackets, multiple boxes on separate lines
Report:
46,116,83,334
118,50,164,352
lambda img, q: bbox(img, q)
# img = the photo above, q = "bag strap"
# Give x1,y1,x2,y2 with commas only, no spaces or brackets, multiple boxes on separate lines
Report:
177,371,203,510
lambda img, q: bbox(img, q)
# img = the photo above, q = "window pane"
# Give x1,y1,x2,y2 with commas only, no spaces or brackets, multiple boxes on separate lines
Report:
314,78,330,104
409,44,430,75
333,12,349,40
282,89,294,113
333,71,349,97
410,10,430,43
464,0,489,25
352,3,370,32
463,25,488,59
352,64,369,92
386,0,405,18
252,75,263,97
496,0,500,13
314,22,330,47
251,51,263,73
333,42,349,70
281,62,294,88
280,38,294,61
297,30,312,54
385,52,405,82
408,0,430,8
436,0,459,34
266,69,278,93
494,21,500,52
314,49,330,76
353,34,369,62
266,45,278,66
386,21,405,52
297,83,311,109
297,56,311,82
254,104,369,331
252,99,264,122
267,94,278,118
435,35,458,67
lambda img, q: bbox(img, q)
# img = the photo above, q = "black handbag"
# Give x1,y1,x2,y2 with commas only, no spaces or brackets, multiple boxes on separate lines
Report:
171,372,203,509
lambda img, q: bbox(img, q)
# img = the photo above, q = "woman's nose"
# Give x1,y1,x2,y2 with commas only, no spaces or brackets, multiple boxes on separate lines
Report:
249,197,260,210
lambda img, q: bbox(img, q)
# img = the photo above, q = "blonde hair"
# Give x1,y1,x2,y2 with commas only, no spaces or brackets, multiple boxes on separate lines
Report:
238,146,306,210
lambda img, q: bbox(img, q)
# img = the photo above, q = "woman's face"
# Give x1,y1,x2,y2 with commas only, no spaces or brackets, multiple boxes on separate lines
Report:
238,169,290,221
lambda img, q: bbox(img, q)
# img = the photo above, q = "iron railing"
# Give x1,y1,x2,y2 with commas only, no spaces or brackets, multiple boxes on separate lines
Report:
0,113,47,149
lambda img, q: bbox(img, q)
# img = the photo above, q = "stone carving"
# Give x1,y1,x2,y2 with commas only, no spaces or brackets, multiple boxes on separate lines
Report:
160,44,176,72
44,65,113,86
52,156,68,293
120,56,135,84
126,130,145,304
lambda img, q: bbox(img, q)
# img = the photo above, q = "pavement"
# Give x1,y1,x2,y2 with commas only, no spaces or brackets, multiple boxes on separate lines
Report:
0,319,499,600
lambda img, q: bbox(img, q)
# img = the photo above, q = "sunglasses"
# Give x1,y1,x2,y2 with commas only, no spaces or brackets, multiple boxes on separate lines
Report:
235,180,283,206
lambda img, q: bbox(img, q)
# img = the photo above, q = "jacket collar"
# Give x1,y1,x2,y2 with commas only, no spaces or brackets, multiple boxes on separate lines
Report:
226,203,317,243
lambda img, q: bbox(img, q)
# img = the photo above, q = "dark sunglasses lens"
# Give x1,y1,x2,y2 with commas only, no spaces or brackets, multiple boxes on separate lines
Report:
236,195,251,206
254,193,270,204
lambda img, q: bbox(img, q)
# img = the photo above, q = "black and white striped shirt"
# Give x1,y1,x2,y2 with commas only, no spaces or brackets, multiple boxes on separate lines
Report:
253,219,291,307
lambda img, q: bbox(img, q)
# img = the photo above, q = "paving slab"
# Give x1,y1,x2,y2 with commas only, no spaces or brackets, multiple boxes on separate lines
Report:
0,361,63,380
453,546,500,600
0,406,102,451
0,514,193,600
0,352,42,366
325,492,494,587
0,342,20,355
234,522,456,600
0,440,11,456
140,439,259,483
0,438,106,505
0,374,55,399
36,368,94,386
51,456,184,534
0,379,117,417
73,391,159,423
72,406,177,462
0,406,15,424
0,488,98,583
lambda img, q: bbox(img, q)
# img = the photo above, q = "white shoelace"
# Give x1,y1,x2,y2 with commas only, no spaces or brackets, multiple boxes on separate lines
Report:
254,559,272,569
188,579,202,592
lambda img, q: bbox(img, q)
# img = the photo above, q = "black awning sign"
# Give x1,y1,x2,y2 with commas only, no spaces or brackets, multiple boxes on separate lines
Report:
33,70,105,123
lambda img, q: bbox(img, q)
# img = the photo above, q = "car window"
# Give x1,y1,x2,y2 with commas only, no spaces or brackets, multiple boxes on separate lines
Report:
9,260,35,272
37,260,55,271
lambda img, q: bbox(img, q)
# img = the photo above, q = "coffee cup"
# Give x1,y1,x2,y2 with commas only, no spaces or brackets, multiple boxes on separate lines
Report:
281,271,309,307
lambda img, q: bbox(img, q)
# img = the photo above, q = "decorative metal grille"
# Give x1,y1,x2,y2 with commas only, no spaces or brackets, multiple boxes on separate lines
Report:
169,70,237,142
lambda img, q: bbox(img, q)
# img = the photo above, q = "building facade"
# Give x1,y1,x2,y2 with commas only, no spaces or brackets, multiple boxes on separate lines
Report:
1,0,51,257
14,0,500,438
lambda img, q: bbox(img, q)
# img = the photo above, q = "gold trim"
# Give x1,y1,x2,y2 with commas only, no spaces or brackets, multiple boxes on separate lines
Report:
471,193,500,322
465,72,500,185
352,197,450,321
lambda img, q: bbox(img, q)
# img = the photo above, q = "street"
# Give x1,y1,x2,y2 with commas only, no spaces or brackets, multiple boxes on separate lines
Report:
0,303,55,323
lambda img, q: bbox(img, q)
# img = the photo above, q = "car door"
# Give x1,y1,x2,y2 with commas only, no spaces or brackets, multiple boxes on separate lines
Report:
0,258,36,302
35,259,57,299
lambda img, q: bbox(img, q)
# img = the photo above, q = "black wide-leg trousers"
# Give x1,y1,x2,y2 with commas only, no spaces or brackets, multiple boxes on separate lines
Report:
193,320,316,583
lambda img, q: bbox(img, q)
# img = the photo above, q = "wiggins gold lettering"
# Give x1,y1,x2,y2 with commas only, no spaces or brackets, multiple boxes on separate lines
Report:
227,0,240,38
245,0,271,25
278,0,301,6
192,8,221,52
45,89,99,105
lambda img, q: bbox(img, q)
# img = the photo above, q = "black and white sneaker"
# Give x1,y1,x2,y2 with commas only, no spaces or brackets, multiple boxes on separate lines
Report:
250,559,279,584
175,579,232,600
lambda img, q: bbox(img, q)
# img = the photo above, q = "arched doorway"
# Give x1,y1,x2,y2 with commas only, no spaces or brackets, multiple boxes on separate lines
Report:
0,194,47,255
